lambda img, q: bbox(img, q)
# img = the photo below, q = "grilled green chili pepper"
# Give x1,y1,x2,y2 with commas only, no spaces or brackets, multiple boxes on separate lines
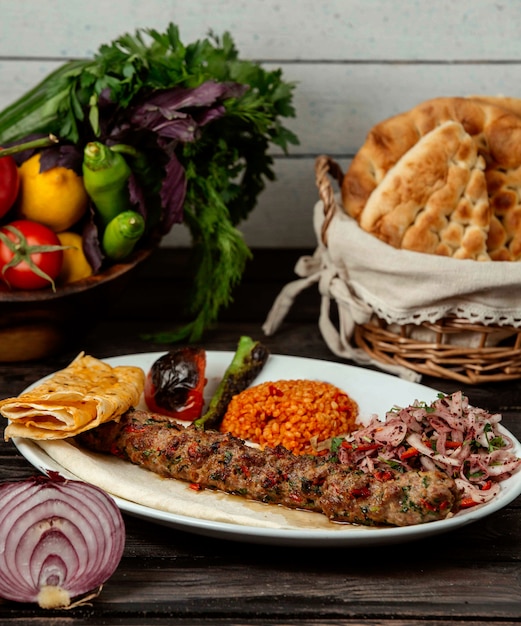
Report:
82,142,131,227
194,336,270,431
102,210,145,260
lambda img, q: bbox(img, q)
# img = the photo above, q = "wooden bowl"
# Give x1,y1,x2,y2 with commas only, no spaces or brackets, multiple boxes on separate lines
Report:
0,246,154,362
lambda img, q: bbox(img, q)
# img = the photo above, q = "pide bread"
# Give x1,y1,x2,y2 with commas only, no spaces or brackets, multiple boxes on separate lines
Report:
341,96,521,260
358,121,491,259
469,95,521,119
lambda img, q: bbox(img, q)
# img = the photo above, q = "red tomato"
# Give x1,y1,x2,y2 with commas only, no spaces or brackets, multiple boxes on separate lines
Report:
0,219,64,290
0,153,20,218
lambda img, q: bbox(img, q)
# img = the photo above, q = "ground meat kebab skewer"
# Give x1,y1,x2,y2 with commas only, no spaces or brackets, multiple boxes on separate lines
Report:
78,408,460,527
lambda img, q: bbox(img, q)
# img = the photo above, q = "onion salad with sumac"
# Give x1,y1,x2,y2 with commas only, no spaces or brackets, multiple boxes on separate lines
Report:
328,391,521,509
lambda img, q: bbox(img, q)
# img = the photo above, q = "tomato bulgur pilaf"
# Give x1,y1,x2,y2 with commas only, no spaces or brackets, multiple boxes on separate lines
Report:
220,379,359,455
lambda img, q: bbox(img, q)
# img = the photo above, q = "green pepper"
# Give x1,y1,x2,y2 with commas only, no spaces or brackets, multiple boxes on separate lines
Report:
110,143,163,232
82,142,131,227
194,336,270,431
102,210,145,261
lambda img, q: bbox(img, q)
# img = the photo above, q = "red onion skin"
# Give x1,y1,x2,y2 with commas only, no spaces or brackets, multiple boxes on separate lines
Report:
0,472,125,609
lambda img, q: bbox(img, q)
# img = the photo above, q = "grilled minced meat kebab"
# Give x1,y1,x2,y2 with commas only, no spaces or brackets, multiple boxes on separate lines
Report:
78,408,460,527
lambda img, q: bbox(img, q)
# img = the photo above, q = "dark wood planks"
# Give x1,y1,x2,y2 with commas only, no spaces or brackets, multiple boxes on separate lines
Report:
0,248,520,625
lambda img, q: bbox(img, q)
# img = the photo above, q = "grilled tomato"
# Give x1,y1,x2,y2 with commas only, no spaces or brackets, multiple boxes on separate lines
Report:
144,347,207,421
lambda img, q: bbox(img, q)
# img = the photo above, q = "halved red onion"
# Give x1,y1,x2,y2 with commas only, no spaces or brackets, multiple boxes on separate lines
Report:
0,472,125,609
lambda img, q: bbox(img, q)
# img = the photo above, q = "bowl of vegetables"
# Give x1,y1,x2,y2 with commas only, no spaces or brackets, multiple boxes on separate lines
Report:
0,245,154,363
0,135,157,362
0,23,298,361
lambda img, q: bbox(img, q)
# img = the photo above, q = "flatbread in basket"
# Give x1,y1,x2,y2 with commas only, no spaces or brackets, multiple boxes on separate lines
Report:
341,96,521,262
264,97,521,383
263,190,521,382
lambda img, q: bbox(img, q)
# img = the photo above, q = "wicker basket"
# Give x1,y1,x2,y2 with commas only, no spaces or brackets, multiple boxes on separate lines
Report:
315,154,521,384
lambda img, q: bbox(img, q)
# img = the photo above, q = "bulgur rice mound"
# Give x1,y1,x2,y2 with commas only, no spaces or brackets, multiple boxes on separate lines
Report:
220,379,359,455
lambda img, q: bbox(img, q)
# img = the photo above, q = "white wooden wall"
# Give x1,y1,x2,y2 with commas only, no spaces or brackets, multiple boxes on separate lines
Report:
2,0,521,248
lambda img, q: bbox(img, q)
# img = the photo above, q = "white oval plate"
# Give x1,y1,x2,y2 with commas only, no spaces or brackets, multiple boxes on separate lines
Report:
13,351,521,547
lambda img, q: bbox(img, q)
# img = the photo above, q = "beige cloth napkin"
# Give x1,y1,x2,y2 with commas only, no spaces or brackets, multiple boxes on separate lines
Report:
263,196,521,381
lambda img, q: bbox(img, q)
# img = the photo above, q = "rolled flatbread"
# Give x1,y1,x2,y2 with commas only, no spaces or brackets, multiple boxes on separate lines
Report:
0,353,145,440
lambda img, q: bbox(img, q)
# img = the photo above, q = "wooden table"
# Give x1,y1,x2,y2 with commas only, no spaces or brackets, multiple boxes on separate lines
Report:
1,249,520,625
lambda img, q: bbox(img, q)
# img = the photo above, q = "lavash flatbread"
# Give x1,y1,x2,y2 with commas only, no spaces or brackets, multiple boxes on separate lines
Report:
0,353,145,440
35,438,351,531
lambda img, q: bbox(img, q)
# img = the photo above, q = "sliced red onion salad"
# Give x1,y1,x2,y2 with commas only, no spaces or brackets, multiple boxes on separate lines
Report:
0,472,125,609
333,391,521,506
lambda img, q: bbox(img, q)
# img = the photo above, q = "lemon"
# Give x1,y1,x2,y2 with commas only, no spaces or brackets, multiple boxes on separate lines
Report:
57,231,93,284
17,153,89,232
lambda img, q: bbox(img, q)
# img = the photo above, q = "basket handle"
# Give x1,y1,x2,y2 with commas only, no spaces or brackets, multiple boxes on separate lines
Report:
314,155,344,245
